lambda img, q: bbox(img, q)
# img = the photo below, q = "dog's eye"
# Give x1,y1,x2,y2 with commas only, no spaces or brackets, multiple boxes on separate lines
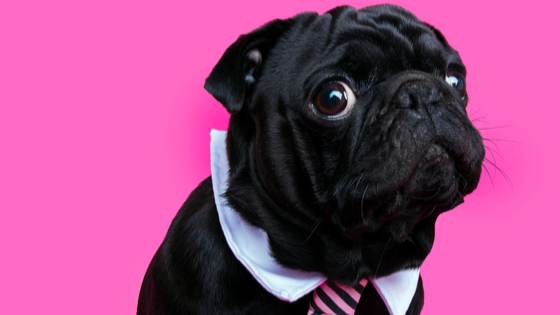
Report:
313,82,356,117
445,70,467,100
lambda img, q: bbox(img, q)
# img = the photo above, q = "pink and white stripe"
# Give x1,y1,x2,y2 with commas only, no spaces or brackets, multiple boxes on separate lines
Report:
308,279,369,315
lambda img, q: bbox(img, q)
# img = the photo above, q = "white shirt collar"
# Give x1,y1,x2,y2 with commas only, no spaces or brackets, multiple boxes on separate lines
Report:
210,129,420,315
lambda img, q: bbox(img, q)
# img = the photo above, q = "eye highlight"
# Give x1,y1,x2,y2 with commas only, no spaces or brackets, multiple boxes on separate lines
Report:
445,69,467,100
312,81,356,118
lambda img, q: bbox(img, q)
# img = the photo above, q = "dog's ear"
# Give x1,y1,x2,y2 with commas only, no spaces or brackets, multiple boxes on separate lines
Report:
204,19,295,114
423,22,451,49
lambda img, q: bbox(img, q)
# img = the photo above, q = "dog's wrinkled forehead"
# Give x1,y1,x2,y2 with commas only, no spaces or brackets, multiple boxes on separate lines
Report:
204,4,464,115
264,5,461,98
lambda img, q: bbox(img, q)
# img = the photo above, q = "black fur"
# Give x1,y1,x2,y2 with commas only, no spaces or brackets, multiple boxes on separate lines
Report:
138,4,484,314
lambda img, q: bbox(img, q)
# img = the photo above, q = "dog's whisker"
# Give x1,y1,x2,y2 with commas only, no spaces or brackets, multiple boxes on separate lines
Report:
374,238,391,278
483,143,502,161
482,138,503,154
398,212,417,217
411,185,442,201
477,125,511,131
453,169,468,191
361,184,370,225
484,137,521,145
483,147,500,178
304,216,324,244
422,205,437,218
346,177,358,190
470,117,489,126
483,143,513,170
372,183,380,202
481,162,495,189
467,106,484,118
354,173,365,191
483,158,512,187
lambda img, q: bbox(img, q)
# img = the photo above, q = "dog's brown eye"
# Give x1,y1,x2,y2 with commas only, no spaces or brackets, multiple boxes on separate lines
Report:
446,70,467,100
313,82,355,117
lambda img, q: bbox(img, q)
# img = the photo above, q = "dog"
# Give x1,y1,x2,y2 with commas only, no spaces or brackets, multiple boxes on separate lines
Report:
138,4,484,315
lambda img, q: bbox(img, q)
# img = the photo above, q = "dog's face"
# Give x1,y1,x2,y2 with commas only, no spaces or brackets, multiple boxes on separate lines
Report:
205,5,484,279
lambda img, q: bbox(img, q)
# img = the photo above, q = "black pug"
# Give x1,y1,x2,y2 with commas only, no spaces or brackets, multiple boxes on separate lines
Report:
138,4,484,315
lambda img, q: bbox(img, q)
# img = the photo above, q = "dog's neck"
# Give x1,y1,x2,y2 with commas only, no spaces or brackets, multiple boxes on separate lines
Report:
211,129,420,315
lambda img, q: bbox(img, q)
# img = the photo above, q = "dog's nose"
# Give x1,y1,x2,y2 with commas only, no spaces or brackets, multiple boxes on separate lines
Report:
391,80,441,109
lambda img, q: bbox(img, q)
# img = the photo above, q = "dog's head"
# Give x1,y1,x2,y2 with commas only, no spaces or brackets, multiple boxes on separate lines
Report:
205,5,484,281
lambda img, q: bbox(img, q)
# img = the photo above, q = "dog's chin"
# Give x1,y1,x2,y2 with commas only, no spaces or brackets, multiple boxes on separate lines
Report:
333,194,462,241
332,145,472,240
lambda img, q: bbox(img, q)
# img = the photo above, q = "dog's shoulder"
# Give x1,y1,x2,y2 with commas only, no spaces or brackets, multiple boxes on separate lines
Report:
139,176,238,314
138,176,311,315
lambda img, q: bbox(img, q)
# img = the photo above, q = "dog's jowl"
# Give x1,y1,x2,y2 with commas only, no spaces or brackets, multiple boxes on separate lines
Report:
138,5,484,315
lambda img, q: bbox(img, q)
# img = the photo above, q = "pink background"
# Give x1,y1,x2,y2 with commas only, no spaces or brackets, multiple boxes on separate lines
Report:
1,0,558,314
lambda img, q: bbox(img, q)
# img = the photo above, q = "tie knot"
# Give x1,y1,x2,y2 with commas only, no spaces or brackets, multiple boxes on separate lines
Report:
308,278,369,315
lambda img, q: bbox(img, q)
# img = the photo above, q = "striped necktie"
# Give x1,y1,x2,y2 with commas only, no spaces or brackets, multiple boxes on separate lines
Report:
308,279,369,315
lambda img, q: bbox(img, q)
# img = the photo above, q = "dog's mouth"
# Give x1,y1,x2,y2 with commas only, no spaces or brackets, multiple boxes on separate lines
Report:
331,142,477,240
333,194,463,241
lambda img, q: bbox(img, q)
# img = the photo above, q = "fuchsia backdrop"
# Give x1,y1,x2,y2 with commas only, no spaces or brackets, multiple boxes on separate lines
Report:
1,0,559,314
